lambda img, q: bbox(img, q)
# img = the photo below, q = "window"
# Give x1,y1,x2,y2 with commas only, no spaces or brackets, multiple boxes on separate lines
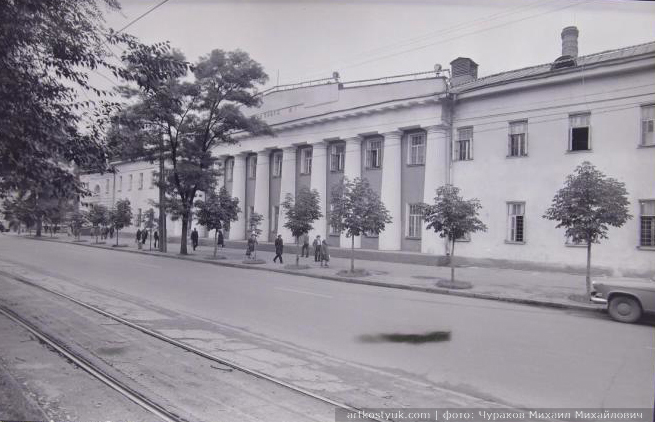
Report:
641,105,654,146
272,153,282,177
507,202,525,243
407,204,423,238
569,113,591,151
508,121,528,157
137,208,142,226
93,185,100,196
225,159,234,182
247,206,255,232
150,171,156,189
128,174,133,191
330,144,345,172
407,133,426,165
248,156,257,179
455,127,473,161
366,139,382,168
138,172,143,190
271,206,279,233
118,175,122,192
301,148,312,174
105,179,110,194
329,203,340,235
640,200,655,247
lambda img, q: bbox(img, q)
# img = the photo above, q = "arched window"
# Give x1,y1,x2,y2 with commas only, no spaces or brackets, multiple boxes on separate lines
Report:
93,185,101,196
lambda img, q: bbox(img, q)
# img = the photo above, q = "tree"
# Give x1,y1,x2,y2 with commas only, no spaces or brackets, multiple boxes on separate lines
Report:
87,204,109,243
69,211,87,241
422,185,488,284
281,187,322,266
143,208,156,250
248,212,264,259
543,161,631,298
108,199,133,246
111,48,271,255
194,187,240,258
330,177,391,273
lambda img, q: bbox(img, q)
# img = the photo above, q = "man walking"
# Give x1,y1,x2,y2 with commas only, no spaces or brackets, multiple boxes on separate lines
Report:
153,230,159,249
136,228,142,249
312,235,321,262
191,227,199,251
301,233,310,258
217,230,224,249
273,234,284,264
141,229,148,246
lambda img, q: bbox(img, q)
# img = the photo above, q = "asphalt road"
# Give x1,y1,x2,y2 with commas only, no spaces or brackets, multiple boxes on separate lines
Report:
0,235,653,410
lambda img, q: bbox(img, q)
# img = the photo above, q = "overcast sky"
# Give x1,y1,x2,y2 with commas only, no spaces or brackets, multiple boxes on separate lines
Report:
99,0,655,90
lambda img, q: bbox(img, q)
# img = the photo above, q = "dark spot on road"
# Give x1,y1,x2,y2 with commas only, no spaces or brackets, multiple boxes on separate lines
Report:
411,275,438,280
358,331,451,344
96,346,128,356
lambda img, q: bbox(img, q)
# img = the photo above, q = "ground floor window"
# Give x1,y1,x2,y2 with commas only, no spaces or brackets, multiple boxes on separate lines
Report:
507,202,525,243
407,203,422,238
640,200,655,247
271,205,279,234
329,203,340,235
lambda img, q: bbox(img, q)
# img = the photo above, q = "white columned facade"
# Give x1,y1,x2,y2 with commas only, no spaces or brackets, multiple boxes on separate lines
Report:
277,146,296,243
421,125,449,254
230,153,247,240
341,136,362,249
378,131,403,250
309,141,328,239
254,150,270,238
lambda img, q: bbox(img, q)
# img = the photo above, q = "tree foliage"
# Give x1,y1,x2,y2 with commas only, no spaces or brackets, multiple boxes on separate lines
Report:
282,187,323,240
87,203,109,243
194,187,240,257
108,199,133,245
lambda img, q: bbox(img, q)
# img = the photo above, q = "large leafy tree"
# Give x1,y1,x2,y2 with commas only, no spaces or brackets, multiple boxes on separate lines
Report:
194,187,240,258
108,199,133,246
330,177,391,273
422,185,487,284
111,49,271,255
544,161,631,298
281,187,322,266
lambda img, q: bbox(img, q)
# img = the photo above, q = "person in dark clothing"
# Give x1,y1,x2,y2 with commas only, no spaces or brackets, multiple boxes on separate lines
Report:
153,231,159,249
273,235,284,264
191,228,199,251
320,239,330,268
301,233,310,258
217,230,224,249
141,229,148,244
312,235,321,262
136,228,142,249
246,234,257,259
109,226,114,238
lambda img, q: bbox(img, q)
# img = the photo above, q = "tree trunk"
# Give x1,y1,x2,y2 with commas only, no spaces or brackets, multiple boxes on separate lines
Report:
586,241,592,299
450,237,456,284
295,236,300,266
116,229,119,246
158,135,167,253
36,217,42,237
350,235,355,273
180,215,188,255
95,227,99,244
213,230,218,258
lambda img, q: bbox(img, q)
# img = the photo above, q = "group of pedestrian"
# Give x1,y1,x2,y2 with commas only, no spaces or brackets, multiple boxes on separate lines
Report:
271,233,329,266
135,228,148,249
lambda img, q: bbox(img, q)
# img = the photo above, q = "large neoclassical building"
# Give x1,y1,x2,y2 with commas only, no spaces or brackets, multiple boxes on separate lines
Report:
82,27,655,277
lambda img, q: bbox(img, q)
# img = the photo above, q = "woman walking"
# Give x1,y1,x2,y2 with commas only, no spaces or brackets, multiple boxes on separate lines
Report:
320,239,330,268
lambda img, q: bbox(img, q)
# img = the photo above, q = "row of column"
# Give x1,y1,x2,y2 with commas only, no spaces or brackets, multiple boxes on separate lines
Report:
220,125,448,253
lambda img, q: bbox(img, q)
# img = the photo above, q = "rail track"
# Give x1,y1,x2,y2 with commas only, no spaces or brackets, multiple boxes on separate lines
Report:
0,269,380,422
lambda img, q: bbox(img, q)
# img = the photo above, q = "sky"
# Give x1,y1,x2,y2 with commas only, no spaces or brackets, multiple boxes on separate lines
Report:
95,0,655,91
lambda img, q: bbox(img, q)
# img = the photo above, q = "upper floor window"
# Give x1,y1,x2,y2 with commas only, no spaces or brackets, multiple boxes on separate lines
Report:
407,133,426,165
118,175,123,192
330,144,345,172
248,156,257,179
366,139,382,169
569,113,591,151
301,148,312,175
272,153,283,177
641,105,654,146
508,121,528,157
138,172,143,190
407,203,423,238
128,174,133,191
455,127,473,161
225,159,234,182
507,202,525,243
639,200,655,247
150,171,156,189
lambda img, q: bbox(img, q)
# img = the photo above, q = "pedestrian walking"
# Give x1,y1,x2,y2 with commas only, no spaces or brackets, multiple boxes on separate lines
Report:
320,239,330,268
246,233,257,259
217,230,224,249
301,233,310,258
153,230,159,249
273,235,284,264
313,235,322,262
136,228,142,249
191,228,199,251
109,226,114,239
141,229,148,245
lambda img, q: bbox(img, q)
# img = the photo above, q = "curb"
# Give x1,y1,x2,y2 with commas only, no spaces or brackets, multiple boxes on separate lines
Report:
17,236,605,314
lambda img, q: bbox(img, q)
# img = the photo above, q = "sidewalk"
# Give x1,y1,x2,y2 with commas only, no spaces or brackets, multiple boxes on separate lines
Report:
9,233,633,312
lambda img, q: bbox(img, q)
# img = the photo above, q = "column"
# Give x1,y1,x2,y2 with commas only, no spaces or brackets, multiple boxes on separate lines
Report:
309,141,327,239
230,153,247,240
421,125,449,254
253,150,270,238
341,136,362,249
277,146,296,243
378,131,402,250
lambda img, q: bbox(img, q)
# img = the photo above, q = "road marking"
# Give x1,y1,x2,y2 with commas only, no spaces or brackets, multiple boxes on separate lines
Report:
274,287,333,299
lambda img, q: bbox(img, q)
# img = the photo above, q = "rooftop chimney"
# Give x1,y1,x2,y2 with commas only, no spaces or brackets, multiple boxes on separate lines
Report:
561,26,579,58
450,57,478,85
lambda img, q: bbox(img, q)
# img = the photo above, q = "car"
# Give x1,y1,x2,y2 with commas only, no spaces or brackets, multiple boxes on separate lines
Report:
591,278,655,323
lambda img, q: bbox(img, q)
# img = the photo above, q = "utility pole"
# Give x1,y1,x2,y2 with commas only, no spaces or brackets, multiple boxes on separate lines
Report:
158,133,167,252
